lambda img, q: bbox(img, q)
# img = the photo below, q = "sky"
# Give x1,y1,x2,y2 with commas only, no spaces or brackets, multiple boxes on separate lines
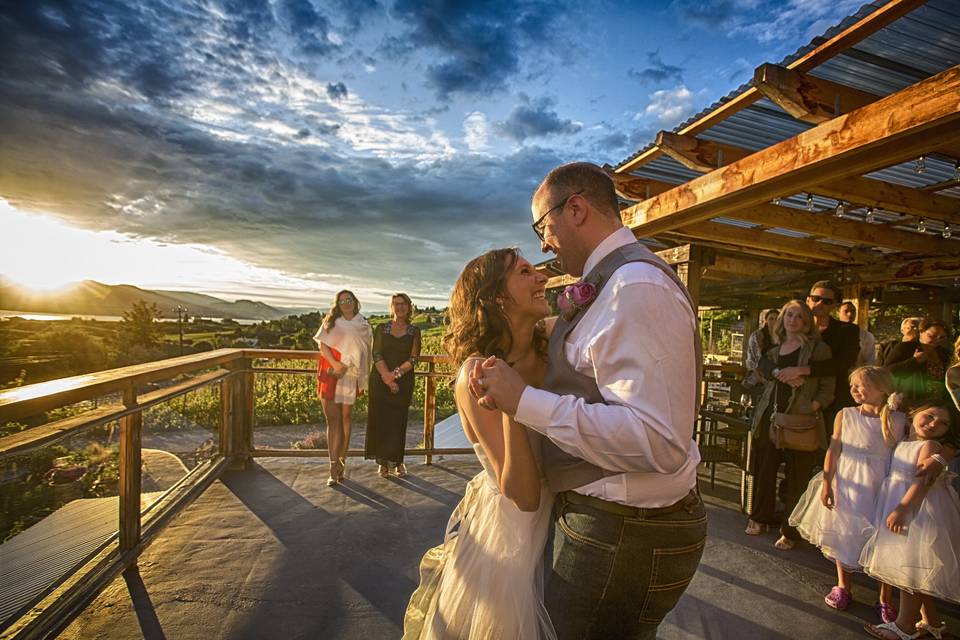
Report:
0,0,866,311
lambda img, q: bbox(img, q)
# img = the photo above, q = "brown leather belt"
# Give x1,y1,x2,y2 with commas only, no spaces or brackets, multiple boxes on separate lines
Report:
560,488,700,518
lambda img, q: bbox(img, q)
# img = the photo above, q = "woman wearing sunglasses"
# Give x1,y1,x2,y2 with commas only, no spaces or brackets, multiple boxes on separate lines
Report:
314,289,373,486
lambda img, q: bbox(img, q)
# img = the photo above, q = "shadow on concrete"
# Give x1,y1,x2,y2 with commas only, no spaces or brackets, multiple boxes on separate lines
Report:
123,568,166,640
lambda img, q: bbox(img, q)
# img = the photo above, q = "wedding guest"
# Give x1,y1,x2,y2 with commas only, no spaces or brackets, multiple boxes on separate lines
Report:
365,293,421,478
744,308,780,404
878,317,920,366
768,281,858,437
884,318,949,406
314,290,372,486
838,301,876,366
746,300,834,550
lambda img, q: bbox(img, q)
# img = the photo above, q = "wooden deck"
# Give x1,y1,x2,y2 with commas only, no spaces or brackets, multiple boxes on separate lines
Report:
52,458,960,639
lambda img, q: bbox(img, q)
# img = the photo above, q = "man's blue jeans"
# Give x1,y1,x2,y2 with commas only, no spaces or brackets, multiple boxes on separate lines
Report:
545,489,707,639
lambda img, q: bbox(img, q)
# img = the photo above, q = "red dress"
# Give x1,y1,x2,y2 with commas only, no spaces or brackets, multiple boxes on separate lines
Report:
316,346,342,401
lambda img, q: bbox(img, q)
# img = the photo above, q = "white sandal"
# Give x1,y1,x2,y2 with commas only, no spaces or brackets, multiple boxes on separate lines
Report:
915,622,947,640
865,622,919,640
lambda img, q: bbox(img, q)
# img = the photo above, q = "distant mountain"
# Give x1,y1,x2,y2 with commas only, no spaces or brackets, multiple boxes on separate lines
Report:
0,280,294,320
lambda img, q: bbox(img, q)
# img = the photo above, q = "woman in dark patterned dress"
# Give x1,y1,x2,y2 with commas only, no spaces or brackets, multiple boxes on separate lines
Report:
365,293,421,477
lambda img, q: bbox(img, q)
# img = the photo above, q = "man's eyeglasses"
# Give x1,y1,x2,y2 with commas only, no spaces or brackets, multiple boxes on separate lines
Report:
338,297,354,305
532,190,584,241
808,295,835,305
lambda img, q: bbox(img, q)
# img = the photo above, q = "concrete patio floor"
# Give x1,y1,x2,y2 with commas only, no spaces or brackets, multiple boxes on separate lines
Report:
59,458,959,640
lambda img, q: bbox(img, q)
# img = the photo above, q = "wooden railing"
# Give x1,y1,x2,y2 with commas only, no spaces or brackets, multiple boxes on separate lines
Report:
0,348,459,639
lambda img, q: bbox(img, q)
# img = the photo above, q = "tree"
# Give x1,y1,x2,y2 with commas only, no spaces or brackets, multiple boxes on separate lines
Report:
119,300,162,348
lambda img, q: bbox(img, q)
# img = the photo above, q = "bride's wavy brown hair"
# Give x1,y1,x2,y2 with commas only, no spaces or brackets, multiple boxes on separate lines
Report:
443,248,548,367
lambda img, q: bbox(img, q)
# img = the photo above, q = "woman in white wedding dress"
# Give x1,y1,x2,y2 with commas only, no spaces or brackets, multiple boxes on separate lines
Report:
403,248,558,640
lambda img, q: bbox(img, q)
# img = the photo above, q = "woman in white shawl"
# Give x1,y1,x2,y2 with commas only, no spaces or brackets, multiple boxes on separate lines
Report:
314,290,373,486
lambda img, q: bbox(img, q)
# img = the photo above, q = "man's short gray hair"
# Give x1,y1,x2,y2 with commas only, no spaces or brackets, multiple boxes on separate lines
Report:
537,162,621,219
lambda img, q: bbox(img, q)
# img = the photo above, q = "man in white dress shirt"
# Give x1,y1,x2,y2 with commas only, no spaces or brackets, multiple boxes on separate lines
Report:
475,162,706,640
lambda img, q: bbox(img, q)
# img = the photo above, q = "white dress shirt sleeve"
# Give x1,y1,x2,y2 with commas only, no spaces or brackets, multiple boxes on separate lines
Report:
515,276,698,475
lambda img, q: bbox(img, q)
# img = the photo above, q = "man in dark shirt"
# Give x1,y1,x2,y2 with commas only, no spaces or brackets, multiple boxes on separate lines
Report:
773,281,861,437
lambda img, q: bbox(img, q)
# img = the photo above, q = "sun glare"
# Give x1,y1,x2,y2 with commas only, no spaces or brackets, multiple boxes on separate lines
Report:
0,199,346,306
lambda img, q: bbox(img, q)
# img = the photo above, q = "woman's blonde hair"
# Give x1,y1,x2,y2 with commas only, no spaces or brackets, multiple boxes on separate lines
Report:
442,248,547,367
772,300,818,344
849,366,899,448
390,292,414,319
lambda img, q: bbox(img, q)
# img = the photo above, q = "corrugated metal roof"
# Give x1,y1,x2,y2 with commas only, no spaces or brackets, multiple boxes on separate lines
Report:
617,0,960,200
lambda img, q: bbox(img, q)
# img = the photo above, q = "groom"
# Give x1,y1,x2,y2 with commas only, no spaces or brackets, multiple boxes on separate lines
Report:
475,162,707,639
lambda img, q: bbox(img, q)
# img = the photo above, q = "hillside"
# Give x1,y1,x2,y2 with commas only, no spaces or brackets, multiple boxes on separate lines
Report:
0,280,291,320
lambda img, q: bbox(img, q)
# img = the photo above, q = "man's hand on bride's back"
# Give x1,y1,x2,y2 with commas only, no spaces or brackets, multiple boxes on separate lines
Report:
472,356,526,415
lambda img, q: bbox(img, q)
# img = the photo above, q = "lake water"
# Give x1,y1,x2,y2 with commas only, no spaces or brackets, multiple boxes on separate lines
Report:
0,309,260,325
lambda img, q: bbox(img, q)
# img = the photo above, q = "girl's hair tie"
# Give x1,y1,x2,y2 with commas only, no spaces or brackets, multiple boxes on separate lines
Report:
886,392,903,411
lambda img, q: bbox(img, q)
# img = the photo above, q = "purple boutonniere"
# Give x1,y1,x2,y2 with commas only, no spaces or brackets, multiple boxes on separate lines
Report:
557,280,598,321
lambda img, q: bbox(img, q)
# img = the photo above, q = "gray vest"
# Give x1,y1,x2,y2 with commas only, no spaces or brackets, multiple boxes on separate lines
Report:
540,241,703,492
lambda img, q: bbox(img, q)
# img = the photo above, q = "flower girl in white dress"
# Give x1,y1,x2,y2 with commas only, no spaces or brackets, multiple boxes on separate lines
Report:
789,367,904,618
861,404,960,640
403,248,557,640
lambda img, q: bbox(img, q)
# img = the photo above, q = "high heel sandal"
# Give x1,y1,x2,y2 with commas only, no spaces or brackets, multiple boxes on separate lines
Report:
744,519,768,535
338,457,346,481
327,460,344,486
395,463,408,478
378,464,390,478
774,535,795,550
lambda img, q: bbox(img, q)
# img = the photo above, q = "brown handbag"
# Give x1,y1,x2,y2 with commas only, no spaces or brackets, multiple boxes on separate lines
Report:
769,399,822,452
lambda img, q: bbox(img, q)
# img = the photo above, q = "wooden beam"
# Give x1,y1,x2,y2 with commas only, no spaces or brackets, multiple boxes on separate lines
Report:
671,221,859,263
632,132,960,225
659,232,819,265
602,165,678,201
655,131,752,173
853,255,960,284
707,254,807,280
545,244,707,289
753,64,880,123
813,176,960,225
615,0,928,173
622,64,960,236
721,203,959,254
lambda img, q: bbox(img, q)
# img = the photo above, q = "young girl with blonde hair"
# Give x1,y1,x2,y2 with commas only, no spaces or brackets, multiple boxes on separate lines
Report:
790,366,905,619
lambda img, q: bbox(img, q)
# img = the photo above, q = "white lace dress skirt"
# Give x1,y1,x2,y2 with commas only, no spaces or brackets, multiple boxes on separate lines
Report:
403,445,557,640
789,409,892,569
859,440,960,603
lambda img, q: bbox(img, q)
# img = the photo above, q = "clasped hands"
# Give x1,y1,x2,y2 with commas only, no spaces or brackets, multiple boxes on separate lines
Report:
772,366,806,388
380,370,400,394
468,356,526,415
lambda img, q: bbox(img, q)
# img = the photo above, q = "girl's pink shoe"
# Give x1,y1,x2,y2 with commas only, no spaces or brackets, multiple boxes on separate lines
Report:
824,586,851,610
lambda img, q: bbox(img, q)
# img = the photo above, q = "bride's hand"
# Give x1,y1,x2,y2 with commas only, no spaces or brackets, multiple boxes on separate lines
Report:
477,356,526,416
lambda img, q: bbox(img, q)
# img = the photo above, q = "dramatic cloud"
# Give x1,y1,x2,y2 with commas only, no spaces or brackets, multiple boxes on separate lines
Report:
496,97,582,143
386,1,572,99
640,85,698,128
326,81,349,100
670,0,864,45
463,111,491,152
628,51,685,85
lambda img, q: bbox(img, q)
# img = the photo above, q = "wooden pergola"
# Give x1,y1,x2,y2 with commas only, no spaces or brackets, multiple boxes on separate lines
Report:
543,0,960,338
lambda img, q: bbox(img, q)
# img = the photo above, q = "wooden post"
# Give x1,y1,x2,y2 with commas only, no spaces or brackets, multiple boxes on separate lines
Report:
675,245,704,309
119,385,142,553
424,361,437,465
223,358,252,470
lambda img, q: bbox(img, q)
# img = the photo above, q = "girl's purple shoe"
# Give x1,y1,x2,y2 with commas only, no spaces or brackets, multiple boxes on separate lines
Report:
825,586,851,610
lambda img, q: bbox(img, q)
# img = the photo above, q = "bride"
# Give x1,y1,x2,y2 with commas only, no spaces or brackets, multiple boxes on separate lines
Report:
403,248,558,640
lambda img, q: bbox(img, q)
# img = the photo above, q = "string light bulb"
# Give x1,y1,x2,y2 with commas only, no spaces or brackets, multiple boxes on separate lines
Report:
772,197,781,205
944,224,952,239
918,218,927,233
865,207,876,224
915,156,926,174
835,202,845,217
806,193,814,211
